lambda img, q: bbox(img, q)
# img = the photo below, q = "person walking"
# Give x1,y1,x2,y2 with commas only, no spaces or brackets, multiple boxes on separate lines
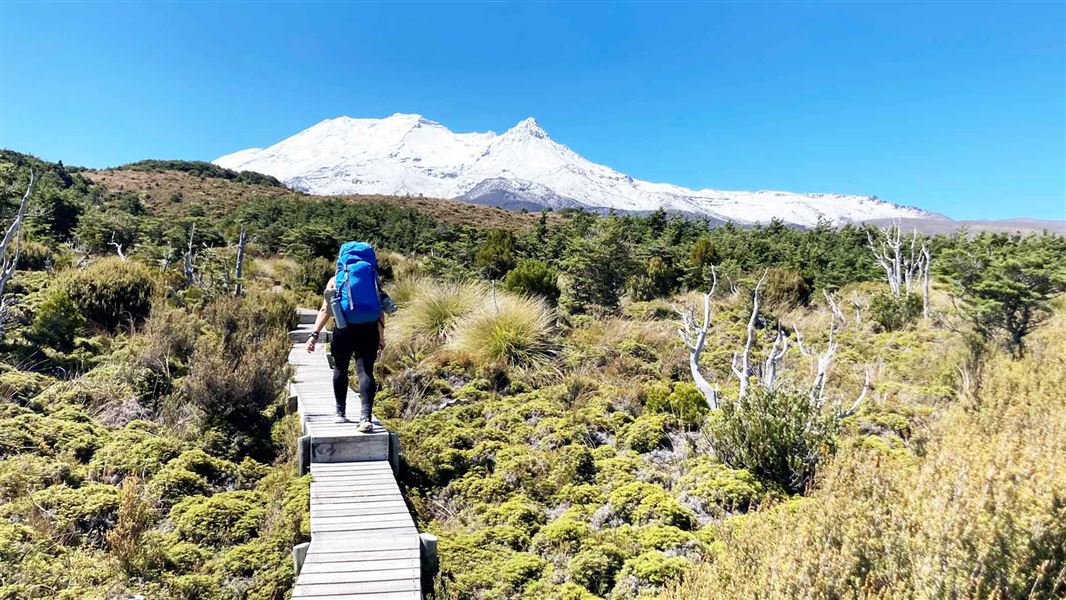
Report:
306,242,390,433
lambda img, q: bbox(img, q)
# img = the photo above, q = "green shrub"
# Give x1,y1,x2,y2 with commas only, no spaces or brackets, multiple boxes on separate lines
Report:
475,229,517,280
617,550,690,588
636,525,698,553
30,289,87,352
678,460,764,513
869,291,923,332
503,259,561,305
0,411,101,461
31,482,120,540
14,240,53,270
0,370,56,404
290,256,333,294
450,292,556,370
708,386,839,493
621,413,672,453
65,257,156,331
532,516,591,554
486,495,545,536
170,490,266,546
89,421,185,478
607,482,694,529
149,449,240,506
762,268,812,310
644,381,709,428
569,543,626,595
0,455,77,501
500,552,547,589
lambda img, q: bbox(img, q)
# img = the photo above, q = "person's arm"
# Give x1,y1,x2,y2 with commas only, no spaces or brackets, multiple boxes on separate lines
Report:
307,281,334,352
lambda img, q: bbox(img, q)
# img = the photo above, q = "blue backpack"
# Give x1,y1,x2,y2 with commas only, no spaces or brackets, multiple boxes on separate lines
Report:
335,241,382,325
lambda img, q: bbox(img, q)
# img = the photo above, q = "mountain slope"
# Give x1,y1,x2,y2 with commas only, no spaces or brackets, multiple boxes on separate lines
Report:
214,113,942,227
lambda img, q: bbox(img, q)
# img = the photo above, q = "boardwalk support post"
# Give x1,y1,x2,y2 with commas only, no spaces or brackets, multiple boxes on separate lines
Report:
297,435,311,476
292,542,310,576
388,431,401,477
420,533,439,595
287,383,298,415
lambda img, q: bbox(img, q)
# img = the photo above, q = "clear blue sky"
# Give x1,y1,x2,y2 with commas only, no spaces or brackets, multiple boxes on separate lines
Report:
2,2,1063,220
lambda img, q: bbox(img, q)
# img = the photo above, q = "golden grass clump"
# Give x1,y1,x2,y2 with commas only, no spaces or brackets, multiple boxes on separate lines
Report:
392,280,483,341
449,293,556,370
663,315,1066,600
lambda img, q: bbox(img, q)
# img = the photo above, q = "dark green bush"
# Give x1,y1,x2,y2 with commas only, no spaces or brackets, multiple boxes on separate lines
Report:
869,291,923,332
503,259,561,305
708,386,839,493
11,241,53,271
762,268,812,310
290,256,334,294
644,381,709,428
31,289,86,352
66,258,156,331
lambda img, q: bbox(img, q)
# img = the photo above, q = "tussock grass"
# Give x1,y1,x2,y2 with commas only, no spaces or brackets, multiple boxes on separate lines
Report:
392,280,483,342
386,276,431,307
664,315,1066,600
449,293,557,371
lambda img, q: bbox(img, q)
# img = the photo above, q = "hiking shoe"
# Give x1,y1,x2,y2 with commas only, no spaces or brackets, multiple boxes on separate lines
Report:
333,414,348,424
357,419,373,433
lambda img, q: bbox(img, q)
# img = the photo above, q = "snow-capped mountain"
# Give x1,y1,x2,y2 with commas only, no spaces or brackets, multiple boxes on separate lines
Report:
214,113,941,226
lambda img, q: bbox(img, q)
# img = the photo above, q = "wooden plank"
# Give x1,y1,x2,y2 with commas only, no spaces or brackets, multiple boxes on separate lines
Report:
311,530,420,545
306,547,419,561
290,593,420,600
292,579,420,597
296,567,420,585
299,558,420,574
311,513,414,526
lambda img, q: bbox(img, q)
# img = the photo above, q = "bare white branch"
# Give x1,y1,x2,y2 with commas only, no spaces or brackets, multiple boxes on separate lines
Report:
0,170,36,299
736,270,767,399
677,266,719,409
760,328,789,390
109,232,128,261
839,366,873,418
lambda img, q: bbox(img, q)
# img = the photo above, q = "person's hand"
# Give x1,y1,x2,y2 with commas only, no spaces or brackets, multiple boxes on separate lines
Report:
306,336,317,353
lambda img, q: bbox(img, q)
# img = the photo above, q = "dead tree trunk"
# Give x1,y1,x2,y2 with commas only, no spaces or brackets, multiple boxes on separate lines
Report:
677,267,720,409
0,170,36,298
183,223,196,286
109,232,128,261
731,271,767,399
233,225,246,296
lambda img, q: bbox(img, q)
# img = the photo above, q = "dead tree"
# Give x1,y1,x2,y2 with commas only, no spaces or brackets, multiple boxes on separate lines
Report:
679,264,871,418
0,170,36,298
233,225,247,296
109,232,128,261
677,266,721,409
867,225,932,314
730,271,768,399
183,223,197,285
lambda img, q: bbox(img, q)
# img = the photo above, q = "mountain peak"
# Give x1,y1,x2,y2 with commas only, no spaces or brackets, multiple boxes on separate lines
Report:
507,116,548,139
214,113,936,226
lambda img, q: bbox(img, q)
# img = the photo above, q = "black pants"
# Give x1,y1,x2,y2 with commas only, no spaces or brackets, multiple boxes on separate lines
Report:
331,321,379,421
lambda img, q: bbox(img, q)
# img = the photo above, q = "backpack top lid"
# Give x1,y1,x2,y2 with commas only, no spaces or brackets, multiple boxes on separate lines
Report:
337,241,377,270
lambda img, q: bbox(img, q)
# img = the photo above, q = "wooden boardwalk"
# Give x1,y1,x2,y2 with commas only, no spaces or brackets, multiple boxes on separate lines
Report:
288,309,429,599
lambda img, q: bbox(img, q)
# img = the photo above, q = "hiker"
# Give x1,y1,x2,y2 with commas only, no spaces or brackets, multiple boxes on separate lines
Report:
306,242,395,432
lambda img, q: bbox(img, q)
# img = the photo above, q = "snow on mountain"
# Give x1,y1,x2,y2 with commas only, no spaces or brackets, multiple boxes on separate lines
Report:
214,113,941,226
